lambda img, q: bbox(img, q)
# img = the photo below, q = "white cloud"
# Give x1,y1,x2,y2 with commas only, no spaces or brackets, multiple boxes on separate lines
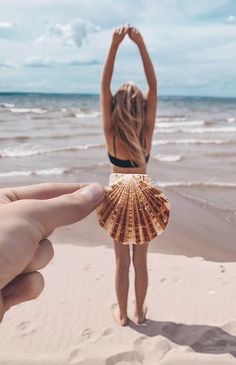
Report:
224,15,236,24
67,59,101,66
37,18,100,47
0,21,18,38
23,56,101,68
0,22,15,29
0,62,16,69
24,56,54,67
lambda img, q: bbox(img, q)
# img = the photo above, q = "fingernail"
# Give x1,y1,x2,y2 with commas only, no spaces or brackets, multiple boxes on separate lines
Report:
104,186,112,193
80,183,105,203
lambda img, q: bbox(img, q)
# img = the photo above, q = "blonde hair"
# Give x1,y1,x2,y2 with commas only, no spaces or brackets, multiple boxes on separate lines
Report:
111,82,147,166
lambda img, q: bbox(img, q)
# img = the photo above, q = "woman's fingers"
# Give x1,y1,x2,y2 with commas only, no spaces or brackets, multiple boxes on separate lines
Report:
35,183,105,235
2,271,44,312
115,26,128,36
22,239,54,273
0,183,105,290
0,182,88,204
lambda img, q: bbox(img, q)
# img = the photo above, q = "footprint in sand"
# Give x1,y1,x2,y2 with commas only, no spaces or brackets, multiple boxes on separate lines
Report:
160,277,166,283
83,264,91,271
133,336,148,349
17,321,36,335
219,265,226,273
68,347,82,364
106,350,143,365
80,328,93,340
102,327,113,337
95,274,105,281
134,336,171,361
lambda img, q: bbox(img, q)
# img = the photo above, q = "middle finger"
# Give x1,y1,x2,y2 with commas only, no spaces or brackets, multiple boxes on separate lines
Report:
22,239,54,273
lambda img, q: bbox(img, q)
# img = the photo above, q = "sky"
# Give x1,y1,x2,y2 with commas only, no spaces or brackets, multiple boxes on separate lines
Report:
0,0,236,97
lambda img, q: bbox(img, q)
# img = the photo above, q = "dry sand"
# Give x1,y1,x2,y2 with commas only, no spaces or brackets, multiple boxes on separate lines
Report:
0,189,236,364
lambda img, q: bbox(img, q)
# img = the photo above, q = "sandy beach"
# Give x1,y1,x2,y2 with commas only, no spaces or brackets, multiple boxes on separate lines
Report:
0,189,236,364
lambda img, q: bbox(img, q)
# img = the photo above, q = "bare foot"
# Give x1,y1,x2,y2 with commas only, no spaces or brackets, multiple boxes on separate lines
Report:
134,305,147,324
112,304,128,326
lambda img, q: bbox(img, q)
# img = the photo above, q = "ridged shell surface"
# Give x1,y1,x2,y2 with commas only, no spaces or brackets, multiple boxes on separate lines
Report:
97,173,171,245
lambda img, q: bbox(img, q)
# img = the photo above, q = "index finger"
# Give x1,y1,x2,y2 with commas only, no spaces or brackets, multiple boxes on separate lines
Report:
13,183,106,237
0,182,88,204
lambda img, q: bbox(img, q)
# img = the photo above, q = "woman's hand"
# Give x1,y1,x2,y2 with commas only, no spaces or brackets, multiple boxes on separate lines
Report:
112,26,128,47
0,182,105,323
128,27,144,46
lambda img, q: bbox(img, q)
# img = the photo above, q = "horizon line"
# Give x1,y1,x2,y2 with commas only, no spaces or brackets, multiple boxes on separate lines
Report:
0,91,236,100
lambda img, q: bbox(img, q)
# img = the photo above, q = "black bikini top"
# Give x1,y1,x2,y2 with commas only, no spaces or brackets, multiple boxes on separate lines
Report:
108,136,150,168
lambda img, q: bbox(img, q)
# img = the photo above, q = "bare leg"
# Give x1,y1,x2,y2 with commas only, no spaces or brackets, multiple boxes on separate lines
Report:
132,243,149,324
113,240,131,326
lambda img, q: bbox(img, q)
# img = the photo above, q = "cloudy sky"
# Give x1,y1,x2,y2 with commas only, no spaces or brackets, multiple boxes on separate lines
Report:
0,0,236,97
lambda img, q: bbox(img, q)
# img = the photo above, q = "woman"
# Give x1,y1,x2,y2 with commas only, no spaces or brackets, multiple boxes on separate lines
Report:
100,26,157,326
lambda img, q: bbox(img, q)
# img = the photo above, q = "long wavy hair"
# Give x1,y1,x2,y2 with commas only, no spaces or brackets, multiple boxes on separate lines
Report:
111,82,147,166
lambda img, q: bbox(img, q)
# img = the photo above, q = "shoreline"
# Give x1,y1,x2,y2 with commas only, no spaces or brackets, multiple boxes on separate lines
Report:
50,187,236,262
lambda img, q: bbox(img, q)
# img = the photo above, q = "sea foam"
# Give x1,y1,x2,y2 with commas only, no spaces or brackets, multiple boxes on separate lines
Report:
155,126,236,134
153,139,233,145
153,154,182,162
156,180,236,188
10,108,47,114
0,168,66,178
0,143,105,158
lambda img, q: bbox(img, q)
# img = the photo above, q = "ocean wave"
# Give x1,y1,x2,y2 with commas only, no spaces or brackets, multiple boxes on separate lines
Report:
227,117,235,123
49,132,101,139
153,139,233,145
191,126,236,133
153,154,182,162
0,168,66,178
34,168,66,175
0,143,105,158
0,131,101,142
156,181,236,188
156,120,205,128
0,135,31,142
0,163,110,178
0,103,15,108
76,111,101,118
157,115,186,122
10,108,47,114
0,171,32,177
155,126,236,134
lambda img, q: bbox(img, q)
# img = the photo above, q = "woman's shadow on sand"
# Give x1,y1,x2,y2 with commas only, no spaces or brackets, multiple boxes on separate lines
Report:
128,319,236,357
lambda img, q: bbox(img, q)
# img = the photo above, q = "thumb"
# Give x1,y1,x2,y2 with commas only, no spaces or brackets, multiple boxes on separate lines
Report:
31,183,105,236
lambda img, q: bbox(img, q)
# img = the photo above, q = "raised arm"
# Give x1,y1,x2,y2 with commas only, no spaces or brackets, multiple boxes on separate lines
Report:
100,27,128,134
128,27,157,134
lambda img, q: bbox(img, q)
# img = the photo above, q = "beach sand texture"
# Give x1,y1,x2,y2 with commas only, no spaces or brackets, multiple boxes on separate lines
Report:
0,94,236,363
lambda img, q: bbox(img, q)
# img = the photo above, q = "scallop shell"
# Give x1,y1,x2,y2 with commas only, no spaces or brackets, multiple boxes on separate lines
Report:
96,173,171,245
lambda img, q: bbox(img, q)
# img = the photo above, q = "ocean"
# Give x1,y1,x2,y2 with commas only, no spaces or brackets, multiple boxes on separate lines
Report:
0,92,235,219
